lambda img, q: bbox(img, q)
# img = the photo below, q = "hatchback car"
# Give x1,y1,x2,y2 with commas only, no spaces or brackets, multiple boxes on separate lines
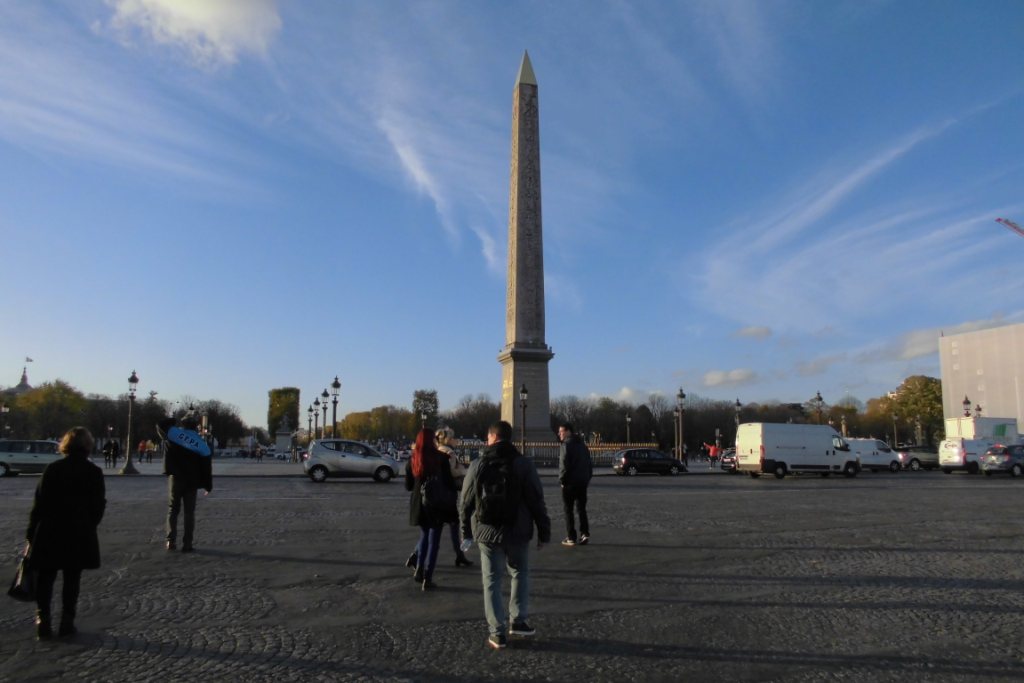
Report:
612,448,686,476
720,448,738,473
981,444,1024,477
896,445,939,471
303,439,400,483
0,440,61,476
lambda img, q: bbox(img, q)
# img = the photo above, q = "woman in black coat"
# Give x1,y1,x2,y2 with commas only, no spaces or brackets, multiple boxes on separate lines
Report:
25,426,106,639
404,428,456,591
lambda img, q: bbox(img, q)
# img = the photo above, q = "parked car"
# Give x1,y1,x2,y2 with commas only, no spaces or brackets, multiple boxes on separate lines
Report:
612,448,686,476
720,448,738,473
0,439,61,476
981,444,1024,477
897,445,939,471
303,439,399,483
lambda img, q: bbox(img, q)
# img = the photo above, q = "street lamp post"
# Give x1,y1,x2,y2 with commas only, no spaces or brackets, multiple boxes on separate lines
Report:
120,370,140,475
962,395,972,417
625,413,631,444
0,403,8,438
313,398,321,440
892,412,899,448
734,398,742,446
974,404,983,419
307,405,313,443
519,384,528,453
673,407,680,459
915,415,922,445
812,391,825,424
676,388,686,462
420,411,427,429
321,389,329,438
330,376,341,438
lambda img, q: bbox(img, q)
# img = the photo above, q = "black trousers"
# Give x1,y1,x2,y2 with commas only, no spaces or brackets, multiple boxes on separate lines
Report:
35,568,82,617
166,476,199,547
561,483,590,541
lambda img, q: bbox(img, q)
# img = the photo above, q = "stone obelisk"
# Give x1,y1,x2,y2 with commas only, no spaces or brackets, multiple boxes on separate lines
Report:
499,51,554,443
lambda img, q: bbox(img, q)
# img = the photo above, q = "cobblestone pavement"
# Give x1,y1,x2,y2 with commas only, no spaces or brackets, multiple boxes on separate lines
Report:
1,463,1022,682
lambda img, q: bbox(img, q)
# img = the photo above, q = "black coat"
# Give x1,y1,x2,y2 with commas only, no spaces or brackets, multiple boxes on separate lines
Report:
26,453,106,571
405,451,457,527
158,418,213,491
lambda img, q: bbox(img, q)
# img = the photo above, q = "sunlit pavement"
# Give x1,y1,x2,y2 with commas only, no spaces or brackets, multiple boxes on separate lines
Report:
1,469,1021,681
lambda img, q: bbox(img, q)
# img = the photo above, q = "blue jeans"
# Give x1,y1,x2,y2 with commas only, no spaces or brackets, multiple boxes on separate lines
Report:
478,541,530,637
415,524,442,579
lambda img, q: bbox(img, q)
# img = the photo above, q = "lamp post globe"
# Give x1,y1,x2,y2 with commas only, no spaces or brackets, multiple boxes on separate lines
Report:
330,376,341,438
120,370,140,475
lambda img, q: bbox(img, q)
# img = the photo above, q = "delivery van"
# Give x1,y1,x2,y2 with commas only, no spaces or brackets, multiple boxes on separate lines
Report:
846,438,902,473
735,423,858,479
938,437,996,474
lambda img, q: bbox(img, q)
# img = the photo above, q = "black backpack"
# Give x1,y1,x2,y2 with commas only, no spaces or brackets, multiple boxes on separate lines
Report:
475,453,520,526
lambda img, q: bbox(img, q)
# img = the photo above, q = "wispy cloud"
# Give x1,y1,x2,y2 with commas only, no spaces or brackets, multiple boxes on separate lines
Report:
704,369,758,388
735,326,772,340
796,353,847,377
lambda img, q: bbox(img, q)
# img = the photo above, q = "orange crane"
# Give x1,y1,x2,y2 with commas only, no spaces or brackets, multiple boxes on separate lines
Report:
996,217,1024,238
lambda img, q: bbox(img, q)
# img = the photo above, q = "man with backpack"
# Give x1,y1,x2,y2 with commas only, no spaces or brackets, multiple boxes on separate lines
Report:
459,420,551,650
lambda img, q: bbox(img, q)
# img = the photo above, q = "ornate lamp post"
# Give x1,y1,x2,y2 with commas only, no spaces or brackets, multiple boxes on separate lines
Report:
812,391,825,424
321,389,329,438
307,405,313,443
974,403,983,419
962,395,972,417
914,415,923,445
673,407,680,459
676,388,686,461
734,398,742,445
0,403,8,438
519,384,528,453
330,376,341,438
120,370,140,475
625,413,631,444
313,397,321,440
420,411,427,429
892,412,899,447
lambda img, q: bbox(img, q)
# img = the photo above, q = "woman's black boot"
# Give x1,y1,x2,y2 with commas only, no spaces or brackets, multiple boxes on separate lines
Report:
58,610,77,637
36,610,53,640
405,552,418,569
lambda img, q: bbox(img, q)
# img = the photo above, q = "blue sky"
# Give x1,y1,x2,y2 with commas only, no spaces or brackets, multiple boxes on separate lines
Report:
1,1,1022,428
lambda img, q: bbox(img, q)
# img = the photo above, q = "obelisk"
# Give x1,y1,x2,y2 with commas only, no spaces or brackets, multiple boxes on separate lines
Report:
498,51,554,444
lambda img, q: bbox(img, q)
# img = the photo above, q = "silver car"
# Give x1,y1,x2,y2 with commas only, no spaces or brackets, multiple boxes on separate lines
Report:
0,440,61,476
303,439,399,483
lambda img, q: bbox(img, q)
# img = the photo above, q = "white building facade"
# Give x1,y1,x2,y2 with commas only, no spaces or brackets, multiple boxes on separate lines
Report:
938,323,1024,430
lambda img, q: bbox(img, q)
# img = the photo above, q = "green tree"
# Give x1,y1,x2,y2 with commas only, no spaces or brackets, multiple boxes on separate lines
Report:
268,387,300,437
15,381,88,440
412,389,439,428
442,394,499,440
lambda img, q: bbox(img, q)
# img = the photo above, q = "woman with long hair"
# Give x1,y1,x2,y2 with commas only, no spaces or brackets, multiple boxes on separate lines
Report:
404,427,456,590
25,426,106,639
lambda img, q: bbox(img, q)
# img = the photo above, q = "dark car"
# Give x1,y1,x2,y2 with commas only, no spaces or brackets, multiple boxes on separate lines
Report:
897,445,939,471
612,448,686,476
981,444,1024,477
720,448,738,473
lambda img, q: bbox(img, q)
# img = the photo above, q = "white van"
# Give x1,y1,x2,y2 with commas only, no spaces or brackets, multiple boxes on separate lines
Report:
736,423,858,479
938,437,996,474
846,438,902,473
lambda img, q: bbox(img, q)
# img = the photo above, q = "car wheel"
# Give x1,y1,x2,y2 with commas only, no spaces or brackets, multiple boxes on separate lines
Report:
889,461,900,473
626,465,638,476
909,459,921,471
773,464,786,479
943,469,952,474
820,472,830,477
843,462,858,478
0,462,8,477
1011,464,1022,478
669,465,679,475
309,465,328,483
373,467,393,483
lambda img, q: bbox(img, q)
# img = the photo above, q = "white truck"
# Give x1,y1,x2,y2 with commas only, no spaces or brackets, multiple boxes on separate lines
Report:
939,416,1020,474
846,438,902,473
736,423,858,479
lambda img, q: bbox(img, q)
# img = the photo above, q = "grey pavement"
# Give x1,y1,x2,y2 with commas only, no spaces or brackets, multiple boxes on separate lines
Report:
1,466,1022,682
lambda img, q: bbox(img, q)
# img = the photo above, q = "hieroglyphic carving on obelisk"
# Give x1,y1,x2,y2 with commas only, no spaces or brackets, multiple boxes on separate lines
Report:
498,51,555,443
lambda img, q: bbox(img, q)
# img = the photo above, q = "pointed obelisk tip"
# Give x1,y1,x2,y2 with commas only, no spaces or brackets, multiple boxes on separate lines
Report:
516,51,537,86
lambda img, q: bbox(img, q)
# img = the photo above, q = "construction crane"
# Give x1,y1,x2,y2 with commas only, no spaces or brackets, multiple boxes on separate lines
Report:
995,217,1024,238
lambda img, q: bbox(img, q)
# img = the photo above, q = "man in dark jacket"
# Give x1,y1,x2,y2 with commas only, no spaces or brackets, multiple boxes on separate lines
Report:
557,422,593,547
158,414,213,552
460,420,550,649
